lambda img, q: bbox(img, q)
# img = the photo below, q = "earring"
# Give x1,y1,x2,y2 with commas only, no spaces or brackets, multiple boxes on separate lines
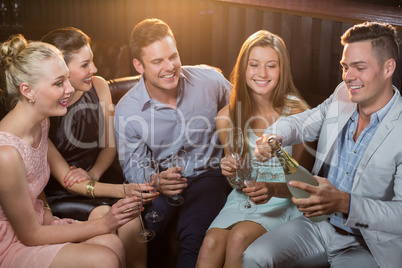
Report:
28,97,35,103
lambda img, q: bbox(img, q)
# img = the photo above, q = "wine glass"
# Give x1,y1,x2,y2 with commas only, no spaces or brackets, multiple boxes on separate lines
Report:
166,149,187,206
123,179,155,243
238,154,259,214
227,127,244,189
140,159,164,223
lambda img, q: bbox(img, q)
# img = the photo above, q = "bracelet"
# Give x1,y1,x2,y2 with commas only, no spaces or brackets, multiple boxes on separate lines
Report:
86,180,96,198
43,201,52,212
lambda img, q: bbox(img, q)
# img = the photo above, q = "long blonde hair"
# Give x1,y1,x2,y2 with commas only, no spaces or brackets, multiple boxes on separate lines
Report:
229,30,309,156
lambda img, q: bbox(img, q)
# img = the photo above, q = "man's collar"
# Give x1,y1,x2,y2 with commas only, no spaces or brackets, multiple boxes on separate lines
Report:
136,70,192,111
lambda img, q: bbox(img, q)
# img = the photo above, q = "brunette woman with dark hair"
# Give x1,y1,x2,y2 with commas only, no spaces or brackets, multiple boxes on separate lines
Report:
42,27,153,268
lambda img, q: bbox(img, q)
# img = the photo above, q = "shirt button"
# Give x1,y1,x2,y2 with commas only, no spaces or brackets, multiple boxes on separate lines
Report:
354,150,357,154
346,172,349,176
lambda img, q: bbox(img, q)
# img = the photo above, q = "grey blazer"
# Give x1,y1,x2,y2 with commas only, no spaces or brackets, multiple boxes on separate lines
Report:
271,82,402,268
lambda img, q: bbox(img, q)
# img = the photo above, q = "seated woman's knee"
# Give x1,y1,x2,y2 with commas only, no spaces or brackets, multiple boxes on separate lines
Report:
87,233,125,261
89,245,121,268
228,228,249,247
202,232,224,252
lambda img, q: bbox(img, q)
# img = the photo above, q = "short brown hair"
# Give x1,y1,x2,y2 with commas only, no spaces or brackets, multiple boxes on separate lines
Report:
130,18,176,64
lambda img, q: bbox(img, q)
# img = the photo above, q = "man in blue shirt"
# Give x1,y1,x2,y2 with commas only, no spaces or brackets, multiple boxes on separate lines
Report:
115,18,231,268
245,21,402,267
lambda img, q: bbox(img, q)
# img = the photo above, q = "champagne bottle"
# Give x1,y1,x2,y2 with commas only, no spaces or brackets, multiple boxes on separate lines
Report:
267,136,329,222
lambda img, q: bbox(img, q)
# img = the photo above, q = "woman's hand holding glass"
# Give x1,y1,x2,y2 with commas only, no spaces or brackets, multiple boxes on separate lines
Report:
220,155,240,176
242,181,273,205
141,159,164,223
123,179,155,242
100,192,143,232
220,154,244,190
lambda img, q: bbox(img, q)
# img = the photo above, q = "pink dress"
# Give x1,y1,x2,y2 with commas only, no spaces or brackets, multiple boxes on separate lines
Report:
0,120,68,268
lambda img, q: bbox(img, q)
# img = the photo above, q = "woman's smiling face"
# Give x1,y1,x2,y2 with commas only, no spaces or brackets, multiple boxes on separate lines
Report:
67,45,97,92
32,56,74,117
246,46,280,97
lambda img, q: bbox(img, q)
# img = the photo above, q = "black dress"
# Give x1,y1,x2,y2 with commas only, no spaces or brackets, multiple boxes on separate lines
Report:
45,85,124,221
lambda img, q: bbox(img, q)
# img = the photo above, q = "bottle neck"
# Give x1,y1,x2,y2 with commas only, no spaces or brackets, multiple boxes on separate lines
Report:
273,146,299,175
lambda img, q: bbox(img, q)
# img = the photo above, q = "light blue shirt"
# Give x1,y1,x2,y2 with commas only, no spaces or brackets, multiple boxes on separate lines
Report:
114,65,231,182
327,90,398,234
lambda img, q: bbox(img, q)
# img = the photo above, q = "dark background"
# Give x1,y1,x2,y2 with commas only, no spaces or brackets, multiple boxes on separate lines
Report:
1,0,401,107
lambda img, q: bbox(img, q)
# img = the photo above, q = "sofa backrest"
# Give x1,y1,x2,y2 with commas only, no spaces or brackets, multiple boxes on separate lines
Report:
107,75,141,105
91,40,134,80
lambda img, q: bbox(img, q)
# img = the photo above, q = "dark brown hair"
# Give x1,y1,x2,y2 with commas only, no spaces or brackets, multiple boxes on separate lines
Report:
341,21,400,65
42,27,90,64
130,18,176,64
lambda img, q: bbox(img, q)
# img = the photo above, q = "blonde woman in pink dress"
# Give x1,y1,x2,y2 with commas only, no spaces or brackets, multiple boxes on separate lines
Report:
0,34,142,268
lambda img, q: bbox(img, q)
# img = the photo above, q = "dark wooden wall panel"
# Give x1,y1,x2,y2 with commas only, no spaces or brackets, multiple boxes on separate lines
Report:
211,4,230,72
1,0,401,107
298,17,313,94
226,6,246,76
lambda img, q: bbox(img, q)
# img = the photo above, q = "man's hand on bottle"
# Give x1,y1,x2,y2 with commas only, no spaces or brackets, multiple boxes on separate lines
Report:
255,134,283,162
289,176,350,217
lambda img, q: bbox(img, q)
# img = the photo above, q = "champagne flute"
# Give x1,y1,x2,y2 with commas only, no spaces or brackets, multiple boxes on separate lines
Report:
123,179,155,242
141,159,164,223
166,149,187,206
228,127,244,189
238,154,259,214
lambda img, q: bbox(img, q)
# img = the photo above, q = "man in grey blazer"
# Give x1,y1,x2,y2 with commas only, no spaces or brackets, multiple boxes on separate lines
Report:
243,21,401,268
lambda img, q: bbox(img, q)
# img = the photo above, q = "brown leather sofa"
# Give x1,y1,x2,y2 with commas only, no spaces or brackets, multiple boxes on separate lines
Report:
91,40,134,80
108,75,141,104
53,76,142,220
